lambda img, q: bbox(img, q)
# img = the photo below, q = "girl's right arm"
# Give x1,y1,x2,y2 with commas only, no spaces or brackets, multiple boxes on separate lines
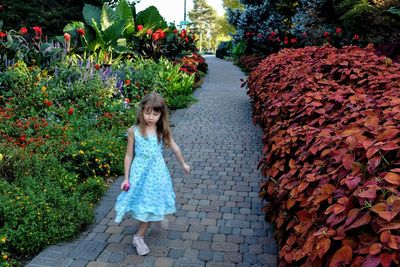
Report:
121,127,135,190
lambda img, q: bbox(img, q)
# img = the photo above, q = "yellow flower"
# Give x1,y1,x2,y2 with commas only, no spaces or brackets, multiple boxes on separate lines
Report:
3,254,8,260
41,86,47,92
95,158,100,162
0,153,3,161
79,150,84,154
1,237,7,243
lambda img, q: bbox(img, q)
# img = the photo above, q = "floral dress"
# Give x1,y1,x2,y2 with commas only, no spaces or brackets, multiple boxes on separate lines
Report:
115,127,176,223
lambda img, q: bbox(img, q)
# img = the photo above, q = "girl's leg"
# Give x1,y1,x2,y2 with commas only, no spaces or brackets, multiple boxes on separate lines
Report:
136,221,150,237
133,221,151,255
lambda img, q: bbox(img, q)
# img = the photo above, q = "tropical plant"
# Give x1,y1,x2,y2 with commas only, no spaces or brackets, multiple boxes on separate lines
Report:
0,27,63,70
63,0,135,63
135,6,168,29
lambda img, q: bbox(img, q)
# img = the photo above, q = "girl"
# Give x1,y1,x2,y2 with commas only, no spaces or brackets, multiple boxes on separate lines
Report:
114,92,190,256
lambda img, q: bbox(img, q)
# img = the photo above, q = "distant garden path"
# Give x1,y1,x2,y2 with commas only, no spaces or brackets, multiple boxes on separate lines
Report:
27,55,278,267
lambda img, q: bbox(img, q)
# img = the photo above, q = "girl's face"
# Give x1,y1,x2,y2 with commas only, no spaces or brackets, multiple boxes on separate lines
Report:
143,107,161,127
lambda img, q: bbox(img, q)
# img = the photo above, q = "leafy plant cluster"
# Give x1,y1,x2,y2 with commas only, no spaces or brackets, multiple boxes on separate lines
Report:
0,0,202,71
246,45,400,266
226,0,400,58
234,54,265,73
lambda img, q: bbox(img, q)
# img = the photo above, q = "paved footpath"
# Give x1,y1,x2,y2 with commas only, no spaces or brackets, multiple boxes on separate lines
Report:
27,56,278,267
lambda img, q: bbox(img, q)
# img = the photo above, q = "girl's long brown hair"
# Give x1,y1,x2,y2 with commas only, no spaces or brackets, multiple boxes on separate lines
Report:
136,92,171,147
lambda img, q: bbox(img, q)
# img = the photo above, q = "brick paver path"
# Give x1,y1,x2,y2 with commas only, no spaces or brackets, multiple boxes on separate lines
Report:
27,56,278,267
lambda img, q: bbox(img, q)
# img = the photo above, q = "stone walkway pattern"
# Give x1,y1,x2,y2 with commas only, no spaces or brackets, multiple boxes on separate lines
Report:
27,56,278,267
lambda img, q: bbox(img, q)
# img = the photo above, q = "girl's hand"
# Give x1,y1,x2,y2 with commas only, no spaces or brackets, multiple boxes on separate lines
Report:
183,163,191,175
121,180,130,191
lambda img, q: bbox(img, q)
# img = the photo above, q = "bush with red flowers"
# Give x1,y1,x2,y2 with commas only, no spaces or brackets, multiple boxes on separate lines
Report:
247,45,400,266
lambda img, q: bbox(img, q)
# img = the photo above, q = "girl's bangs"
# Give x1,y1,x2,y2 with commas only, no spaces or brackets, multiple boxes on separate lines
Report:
144,103,162,113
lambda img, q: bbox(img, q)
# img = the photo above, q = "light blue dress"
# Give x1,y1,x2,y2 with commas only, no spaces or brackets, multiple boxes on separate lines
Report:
115,127,176,223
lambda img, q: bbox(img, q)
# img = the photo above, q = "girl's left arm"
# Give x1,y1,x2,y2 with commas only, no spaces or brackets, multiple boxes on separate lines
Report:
170,137,190,175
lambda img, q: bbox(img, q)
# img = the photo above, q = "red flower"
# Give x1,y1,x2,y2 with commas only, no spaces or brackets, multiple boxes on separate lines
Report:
19,27,28,35
68,107,74,116
180,29,187,38
137,25,143,31
20,135,26,142
173,29,178,34
323,31,330,38
0,32,6,38
44,99,52,107
124,98,130,103
94,64,101,70
185,37,189,43
77,28,85,36
336,27,342,34
146,29,153,36
64,33,71,41
152,29,166,41
125,79,131,86
353,34,359,41
32,26,42,39
270,31,276,37
283,36,289,45
291,38,297,44
275,37,280,43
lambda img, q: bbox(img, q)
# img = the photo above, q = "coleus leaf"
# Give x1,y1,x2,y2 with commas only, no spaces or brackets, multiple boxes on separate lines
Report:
383,172,400,185
329,245,352,267
368,243,382,255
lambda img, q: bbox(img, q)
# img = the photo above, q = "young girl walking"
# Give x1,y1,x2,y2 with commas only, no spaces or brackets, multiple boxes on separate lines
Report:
115,92,190,256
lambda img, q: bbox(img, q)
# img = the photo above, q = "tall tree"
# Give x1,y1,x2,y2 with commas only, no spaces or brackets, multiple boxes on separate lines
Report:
222,0,244,10
188,0,217,52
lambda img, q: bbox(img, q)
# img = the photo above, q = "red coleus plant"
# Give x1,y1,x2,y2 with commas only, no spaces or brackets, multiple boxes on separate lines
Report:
247,45,400,266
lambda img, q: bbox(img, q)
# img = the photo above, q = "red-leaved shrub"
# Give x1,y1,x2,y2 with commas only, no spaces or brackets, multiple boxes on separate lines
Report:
236,54,265,73
247,45,400,266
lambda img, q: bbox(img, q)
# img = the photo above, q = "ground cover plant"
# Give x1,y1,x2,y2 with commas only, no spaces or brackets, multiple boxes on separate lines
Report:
247,45,400,266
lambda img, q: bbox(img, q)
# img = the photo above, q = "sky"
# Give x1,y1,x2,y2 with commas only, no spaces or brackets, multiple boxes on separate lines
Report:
135,0,224,25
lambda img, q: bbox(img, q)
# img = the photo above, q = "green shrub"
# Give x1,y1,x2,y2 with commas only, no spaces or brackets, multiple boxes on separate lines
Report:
0,153,95,259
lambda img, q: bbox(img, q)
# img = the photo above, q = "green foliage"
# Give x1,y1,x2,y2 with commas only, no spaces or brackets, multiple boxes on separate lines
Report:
222,0,244,10
136,6,168,29
126,57,195,109
64,0,135,62
216,41,232,59
384,6,400,19
188,0,218,52
0,29,63,70
167,94,197,109
60,126,125,180
0,0,105,36
0,152,95,257
337,0,376,33
231,40,247,58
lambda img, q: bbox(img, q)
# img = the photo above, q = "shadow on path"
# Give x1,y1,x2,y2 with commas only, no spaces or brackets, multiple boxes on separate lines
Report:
27,55,278,267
